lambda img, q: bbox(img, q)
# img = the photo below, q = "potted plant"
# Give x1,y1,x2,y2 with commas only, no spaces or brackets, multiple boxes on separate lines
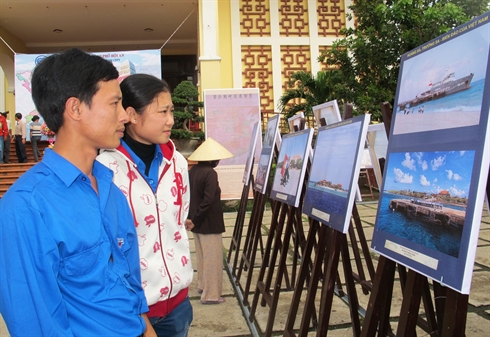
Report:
171,80,205,157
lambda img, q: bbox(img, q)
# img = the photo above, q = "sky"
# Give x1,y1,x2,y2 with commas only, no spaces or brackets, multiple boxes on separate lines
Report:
398,23,490,102
309,121,363,188
279,130,312,164
383,151,475,198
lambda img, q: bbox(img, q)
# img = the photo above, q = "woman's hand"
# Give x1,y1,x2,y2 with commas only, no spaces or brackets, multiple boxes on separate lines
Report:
141,314,157,337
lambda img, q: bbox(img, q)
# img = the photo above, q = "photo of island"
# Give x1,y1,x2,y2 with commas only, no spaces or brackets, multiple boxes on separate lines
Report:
392,23,489,135
303,115,370,233
376,150,474,258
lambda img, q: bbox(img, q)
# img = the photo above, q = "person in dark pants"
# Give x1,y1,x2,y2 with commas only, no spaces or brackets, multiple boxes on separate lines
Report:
1,112,11,163
29,115,42,162
14,112,28,163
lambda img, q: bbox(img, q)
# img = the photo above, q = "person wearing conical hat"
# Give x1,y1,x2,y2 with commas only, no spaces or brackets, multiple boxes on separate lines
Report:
185,137,233,304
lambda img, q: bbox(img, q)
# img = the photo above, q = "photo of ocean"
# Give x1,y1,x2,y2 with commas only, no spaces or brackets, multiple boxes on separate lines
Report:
304,182,348,217
376,193,463,258
303,115,370,233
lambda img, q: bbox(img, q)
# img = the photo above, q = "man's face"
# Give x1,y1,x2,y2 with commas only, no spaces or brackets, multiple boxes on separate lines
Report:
79,79,128,149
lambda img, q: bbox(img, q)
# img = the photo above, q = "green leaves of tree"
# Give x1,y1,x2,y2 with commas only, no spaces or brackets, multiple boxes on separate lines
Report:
317,0,486,121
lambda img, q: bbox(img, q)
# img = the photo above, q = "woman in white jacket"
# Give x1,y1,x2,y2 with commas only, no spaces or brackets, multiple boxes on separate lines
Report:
97,74,193,337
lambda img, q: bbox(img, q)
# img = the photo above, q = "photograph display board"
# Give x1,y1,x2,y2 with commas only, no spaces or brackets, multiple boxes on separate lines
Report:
288,112,305,132
270,128,313,207
254,115,281,194
303,115,371,233
313,99,341,128
204,88,262,199
242,121,261,186
366,123,389,188
371,12,490,294
14,49,162,141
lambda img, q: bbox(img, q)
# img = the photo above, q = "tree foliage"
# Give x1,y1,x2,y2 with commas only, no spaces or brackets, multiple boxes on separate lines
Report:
319,0,488,121
171,81,204,139
278,70,340,119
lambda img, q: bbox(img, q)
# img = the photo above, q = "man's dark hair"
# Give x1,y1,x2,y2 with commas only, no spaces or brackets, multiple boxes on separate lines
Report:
31,48,119,133
120,74,171,114
15,113,22,120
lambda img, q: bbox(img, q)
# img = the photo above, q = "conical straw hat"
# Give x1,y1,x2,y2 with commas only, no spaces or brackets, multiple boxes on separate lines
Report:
188,137,234,161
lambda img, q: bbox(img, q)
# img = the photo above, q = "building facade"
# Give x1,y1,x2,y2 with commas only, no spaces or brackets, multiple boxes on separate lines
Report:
0,0,353,128
198,0,353,128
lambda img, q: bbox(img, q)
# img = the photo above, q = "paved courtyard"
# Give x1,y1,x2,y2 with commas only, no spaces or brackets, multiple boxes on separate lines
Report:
1,201,489,336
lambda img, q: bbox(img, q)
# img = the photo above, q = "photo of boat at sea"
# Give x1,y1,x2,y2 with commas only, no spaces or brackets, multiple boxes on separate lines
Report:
393,78,485,135
376,192,465,258
392,22,489,135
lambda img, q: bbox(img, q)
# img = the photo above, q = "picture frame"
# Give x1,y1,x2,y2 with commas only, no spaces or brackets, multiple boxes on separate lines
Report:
242,121,261,186
270,128,314,207
288,112,305,133
313,99,341,128
254,114,281,194
303,114,371,233
366,122,389,189
204,88,261,199
371,13,490,294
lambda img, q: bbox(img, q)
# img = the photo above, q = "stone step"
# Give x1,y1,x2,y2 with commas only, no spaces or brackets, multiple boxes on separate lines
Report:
3,140,51,163
0,162,38,198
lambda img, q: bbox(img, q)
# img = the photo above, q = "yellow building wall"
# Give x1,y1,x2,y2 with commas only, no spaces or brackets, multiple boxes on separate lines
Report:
1,25,31,121
198,0,352,129
4,75,15,126
218,1,233,89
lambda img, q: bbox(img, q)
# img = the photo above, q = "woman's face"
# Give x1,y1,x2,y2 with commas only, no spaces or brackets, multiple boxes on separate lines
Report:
127,91,174,145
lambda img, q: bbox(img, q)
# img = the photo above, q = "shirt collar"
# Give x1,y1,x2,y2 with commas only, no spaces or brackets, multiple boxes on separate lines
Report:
120,139,164,166
42,149,113,187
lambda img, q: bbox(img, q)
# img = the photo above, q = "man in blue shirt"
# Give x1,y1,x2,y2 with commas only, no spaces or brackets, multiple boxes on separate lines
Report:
0,49,153,336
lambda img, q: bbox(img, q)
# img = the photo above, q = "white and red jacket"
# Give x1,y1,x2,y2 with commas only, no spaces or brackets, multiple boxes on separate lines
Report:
97,141,193,318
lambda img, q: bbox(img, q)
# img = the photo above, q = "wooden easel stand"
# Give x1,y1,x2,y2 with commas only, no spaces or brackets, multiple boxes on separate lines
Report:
227,170,253,276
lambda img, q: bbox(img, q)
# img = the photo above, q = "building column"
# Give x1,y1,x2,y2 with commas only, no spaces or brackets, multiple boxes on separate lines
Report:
198,0,221,90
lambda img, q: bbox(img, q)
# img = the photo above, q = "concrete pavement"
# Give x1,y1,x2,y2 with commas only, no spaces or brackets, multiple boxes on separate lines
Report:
1,201,489,336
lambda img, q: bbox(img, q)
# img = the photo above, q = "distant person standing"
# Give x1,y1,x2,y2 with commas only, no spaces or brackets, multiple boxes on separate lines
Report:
185,138,233,304
1,112,11,163
0,112,8,164
29,115,42,162
14,112,28,163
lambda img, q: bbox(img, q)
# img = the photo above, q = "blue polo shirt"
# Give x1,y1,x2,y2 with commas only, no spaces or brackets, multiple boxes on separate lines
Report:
0,149,148,336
